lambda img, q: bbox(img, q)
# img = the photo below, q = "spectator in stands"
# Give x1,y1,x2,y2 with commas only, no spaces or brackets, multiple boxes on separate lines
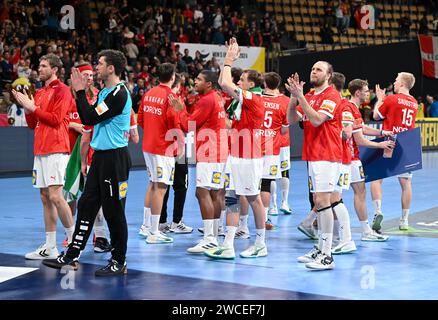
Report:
320,21,335,44
425,94,434,117
419,14,429,34
399,14,412,39
323,1,335,27
429,95,438,118
416,96,425,118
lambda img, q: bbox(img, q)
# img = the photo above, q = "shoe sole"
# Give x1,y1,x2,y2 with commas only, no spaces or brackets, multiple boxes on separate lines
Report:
332,248,357,255
306,264,335,270
280,208,292,215
171,230,194,234
361,236,389,242
42,261,79,271
399,227,409,231
268,212,278,216
95,268,127,277
240,251,268,258
204,252,235,260
372,214,384,231
146,239,174,244
94,248,112,253
297,225,318,240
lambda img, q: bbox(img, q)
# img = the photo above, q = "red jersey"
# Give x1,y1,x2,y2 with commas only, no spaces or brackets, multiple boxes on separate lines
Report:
258,93,289,156
178,90,227,163
335,99,355,165
229,90,264,159
377,93,418,133
68,88,99,153
84,109,137,166
350,101,364,161
280,127,290,148
296,86,342,162
137,84,180,156
25,79,71,156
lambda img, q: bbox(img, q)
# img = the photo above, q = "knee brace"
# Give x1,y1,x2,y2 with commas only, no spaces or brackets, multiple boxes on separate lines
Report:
281,170,289,179
261,178,274,192
225,190,240,213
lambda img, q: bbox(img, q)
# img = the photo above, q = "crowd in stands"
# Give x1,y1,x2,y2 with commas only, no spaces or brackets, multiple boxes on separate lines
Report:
319,0,438,40
1,0,438,121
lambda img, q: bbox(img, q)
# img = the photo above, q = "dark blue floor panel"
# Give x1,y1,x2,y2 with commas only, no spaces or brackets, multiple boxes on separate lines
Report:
1,153,438,300
0,253,334,300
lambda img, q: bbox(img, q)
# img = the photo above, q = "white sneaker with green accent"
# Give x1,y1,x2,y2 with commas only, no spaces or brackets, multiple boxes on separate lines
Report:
235,226,250,239
305,253,335,270
331,240,357,255
372,212,384,232
268,206,278,216
204,246,235,259
187,237,218,254
240,244,268,258
280,202,292,214
399,218,409,230
297,223,318,240
138,225,152,238
170,221,193,234
146,232,174,244
361,231,389,242
297,246,320,263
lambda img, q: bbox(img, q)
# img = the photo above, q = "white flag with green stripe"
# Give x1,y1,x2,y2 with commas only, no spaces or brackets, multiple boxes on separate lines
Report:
63,135,84,202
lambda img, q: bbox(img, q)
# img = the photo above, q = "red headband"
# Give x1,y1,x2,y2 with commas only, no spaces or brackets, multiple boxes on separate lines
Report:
77,65,93,73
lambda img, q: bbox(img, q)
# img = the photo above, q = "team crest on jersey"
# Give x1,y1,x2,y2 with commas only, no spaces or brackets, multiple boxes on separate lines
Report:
281,160,288,169
157,167,163,178
270,165,278,176
95,101,109,115
170,168,175,182
359,166,365,179
224,173,230,188
343,173,349,186
118,181,128,199
211,171,221,184
337,173,344,187
320,100,336,113
308,176,313,191
32,170,37,185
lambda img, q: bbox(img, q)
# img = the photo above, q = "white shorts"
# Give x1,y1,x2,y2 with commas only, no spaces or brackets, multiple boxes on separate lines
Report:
398,172,413,179
143,152,175,185
229,156,263,196
224,157,235,191
350,160,365,184
33,153,69,188
334,164,351,193
262,155,281,179
280,146,291,171
308,161,341,193
196,162,226,189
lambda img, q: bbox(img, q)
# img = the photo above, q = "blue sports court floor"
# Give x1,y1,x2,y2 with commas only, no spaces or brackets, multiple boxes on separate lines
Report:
1,152,438,300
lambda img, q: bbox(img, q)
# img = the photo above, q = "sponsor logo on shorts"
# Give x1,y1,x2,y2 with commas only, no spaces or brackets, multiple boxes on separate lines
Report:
343,173,349,186
224,173,230,188
359,166,365,179
146,167,151,178
118,181,128,199
337,174,344,187
270,165,278,176
211,171,221,184
308,176,314,191
281,160,288,169
157,167,163,178
170,168,175,182
32,170,37,185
